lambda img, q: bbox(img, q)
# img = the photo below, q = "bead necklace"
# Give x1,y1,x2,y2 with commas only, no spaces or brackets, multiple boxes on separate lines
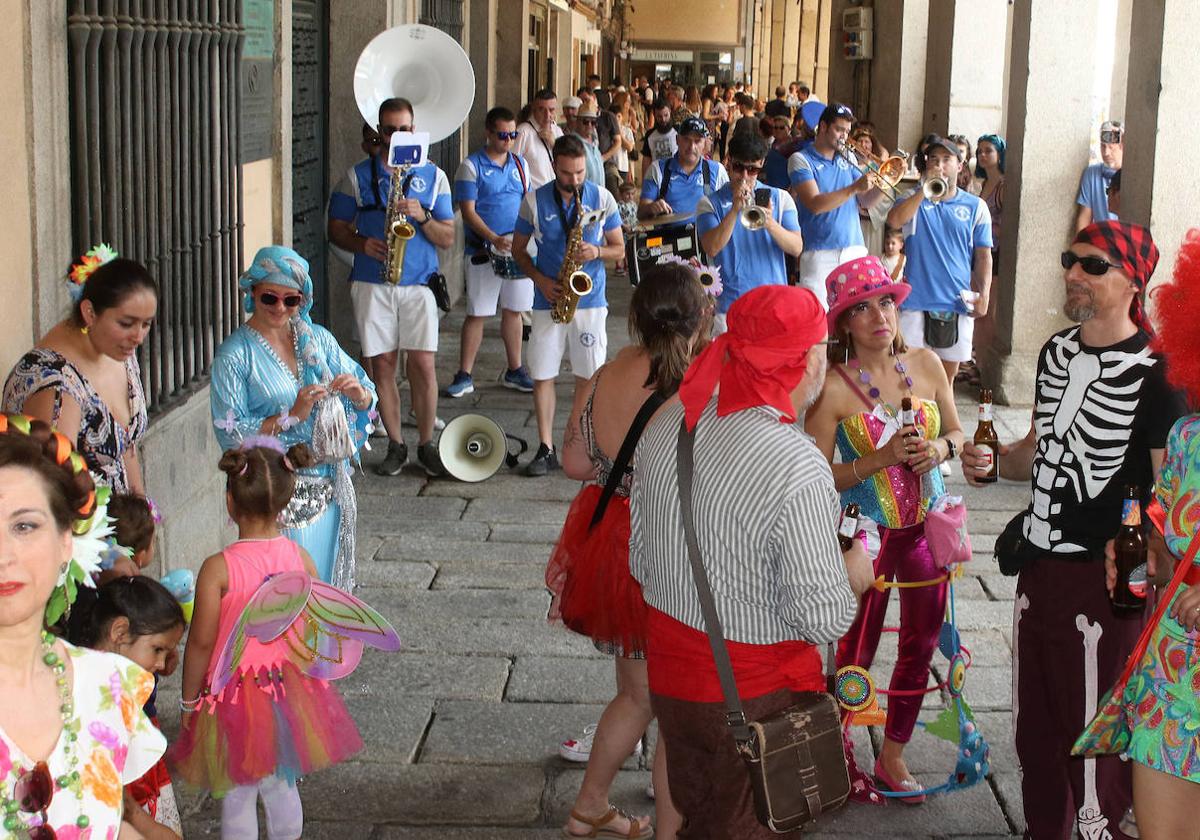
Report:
1,632,87,836
849,353,914,415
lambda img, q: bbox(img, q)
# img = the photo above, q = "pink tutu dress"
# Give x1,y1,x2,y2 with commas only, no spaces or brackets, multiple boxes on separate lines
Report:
168,536,363,795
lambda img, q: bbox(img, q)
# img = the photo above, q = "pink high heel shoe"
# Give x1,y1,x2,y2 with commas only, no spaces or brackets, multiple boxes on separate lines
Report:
873,758,927,805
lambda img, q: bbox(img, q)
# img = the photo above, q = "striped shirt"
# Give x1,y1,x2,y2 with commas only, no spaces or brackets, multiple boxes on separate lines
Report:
629,400,858,645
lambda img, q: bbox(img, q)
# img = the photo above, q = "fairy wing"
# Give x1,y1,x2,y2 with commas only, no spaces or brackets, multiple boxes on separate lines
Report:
209,571,313,694
280,581,402,681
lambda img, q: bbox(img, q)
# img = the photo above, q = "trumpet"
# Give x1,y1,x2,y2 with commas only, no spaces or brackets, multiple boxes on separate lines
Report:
739,185,769,230
836,140,909,200
922,176,949,203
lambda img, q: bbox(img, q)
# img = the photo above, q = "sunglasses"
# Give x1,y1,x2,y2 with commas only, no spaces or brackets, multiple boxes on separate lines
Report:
1061,251,1116,276
579,118,597,124
13,761,56,839
258,291,304,308
493,130,519,140
1100,130,1122,145
731,162,762,175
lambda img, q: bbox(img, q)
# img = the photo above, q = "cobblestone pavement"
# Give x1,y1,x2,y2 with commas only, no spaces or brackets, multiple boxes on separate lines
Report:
165,277,1041,838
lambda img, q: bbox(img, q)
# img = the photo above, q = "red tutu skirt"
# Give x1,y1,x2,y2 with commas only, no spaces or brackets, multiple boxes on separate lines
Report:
546,484,648,656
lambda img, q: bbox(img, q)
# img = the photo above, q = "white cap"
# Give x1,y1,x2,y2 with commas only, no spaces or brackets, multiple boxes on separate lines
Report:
563,96,583,109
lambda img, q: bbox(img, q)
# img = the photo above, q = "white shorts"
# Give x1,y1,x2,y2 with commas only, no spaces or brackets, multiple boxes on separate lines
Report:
798,245,869,310
527,308,609,381
464,259,534,317
899,309,975,363
350,281,438,356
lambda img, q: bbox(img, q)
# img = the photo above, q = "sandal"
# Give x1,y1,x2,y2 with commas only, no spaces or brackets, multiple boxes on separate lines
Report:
562,805,654,839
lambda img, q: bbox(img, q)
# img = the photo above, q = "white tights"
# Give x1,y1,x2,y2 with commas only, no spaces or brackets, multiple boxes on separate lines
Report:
220,775,303,840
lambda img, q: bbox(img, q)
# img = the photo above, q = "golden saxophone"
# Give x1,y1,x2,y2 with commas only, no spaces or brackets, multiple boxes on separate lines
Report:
382,164,417,284
550,189,594,324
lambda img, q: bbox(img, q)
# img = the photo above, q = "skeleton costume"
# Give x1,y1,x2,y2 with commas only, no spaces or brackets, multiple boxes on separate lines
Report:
1009,222,1185,840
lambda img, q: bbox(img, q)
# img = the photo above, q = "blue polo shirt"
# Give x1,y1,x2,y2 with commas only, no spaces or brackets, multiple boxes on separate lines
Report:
453,148,530,254
900,187,993,312
695,183,801,314
787,145,864,251
639,155,729,220
1076,162,1118,223
328,158,454,284
513,180,622,311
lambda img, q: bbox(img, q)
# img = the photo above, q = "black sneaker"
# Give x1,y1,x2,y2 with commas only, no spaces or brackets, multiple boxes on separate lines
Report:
417,441,447,477
375,440,408,476
523,443,559,477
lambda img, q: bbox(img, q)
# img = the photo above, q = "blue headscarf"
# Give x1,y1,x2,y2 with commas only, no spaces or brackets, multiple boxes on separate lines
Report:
974,134,1006,179
239,245,314,322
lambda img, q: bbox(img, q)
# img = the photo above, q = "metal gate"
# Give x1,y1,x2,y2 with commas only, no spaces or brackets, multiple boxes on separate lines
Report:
291,0,329,324
66,0,245,414
420,0,464,170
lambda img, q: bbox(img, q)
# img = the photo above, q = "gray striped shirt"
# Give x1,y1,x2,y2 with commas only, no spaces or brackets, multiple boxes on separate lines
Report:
629,400,858,645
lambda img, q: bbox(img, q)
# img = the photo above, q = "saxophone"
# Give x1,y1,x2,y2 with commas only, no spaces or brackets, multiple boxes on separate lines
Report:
381,165,416,284
551,189,595,324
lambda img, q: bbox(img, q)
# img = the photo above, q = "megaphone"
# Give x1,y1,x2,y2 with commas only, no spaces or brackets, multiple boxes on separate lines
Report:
438,414,521,483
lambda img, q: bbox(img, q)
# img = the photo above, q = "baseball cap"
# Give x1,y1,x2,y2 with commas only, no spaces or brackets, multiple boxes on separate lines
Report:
924,135,963,160
563,96,582,109
678,116,709,137
819,102,855,125
1100,120,1123,144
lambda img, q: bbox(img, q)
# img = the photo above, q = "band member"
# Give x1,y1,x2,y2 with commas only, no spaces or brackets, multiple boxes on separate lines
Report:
327,97,455,477
514,88,564,190
696,132,804,332
638,117,728,222
512,136,624,477
447,106,535,400
887,135,992,383
789,103,880,305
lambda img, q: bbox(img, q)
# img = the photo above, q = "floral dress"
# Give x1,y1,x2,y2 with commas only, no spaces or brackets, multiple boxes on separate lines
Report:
0,644,165,839
2,349,148,493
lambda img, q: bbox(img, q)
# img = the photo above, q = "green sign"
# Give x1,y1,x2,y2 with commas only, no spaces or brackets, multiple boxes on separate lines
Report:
243,0,274,60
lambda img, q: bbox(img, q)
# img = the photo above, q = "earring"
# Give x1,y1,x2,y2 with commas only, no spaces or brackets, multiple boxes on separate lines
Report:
80,325,89,336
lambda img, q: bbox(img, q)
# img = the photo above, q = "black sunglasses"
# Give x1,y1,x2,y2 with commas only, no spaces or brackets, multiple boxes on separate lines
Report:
1061,251,1116,276
731,162,762,174
493,130,519,140
258,291,304,308
13,761,56,839
1100,130,1122,144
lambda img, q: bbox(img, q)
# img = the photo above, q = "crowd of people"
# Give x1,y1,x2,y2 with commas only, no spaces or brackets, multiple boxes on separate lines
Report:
0,62,1178,840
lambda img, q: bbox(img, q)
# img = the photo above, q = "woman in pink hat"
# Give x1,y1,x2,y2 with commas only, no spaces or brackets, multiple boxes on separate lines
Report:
807,255,967,803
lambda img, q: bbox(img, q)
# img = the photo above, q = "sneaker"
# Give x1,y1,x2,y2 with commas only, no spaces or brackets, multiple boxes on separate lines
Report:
524,443,560,477
558,724,642,762
444,370,475,398
370,423,388,439
409,409,446,431
417,441,447,477
502,366,535,393
374,440,408,476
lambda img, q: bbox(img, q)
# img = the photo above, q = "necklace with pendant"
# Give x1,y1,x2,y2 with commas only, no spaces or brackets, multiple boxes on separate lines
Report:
849,353,914,417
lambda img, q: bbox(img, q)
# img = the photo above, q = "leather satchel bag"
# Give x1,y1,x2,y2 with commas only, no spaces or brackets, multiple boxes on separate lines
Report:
675,420,850,832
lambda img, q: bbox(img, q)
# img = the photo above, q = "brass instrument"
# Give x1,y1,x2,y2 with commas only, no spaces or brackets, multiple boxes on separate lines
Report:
739,185,768,230
836,140,909,200
551,189,595,324
382,165,417,284
922,176,949,203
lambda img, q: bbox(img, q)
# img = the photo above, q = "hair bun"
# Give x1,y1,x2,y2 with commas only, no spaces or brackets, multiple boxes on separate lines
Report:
217,449,249,476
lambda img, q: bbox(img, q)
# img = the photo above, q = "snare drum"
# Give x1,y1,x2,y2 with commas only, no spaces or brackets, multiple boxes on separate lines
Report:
626,212,703,286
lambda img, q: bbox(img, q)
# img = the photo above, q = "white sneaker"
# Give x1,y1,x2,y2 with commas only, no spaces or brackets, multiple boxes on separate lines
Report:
558,724,642,763
407,409,446,431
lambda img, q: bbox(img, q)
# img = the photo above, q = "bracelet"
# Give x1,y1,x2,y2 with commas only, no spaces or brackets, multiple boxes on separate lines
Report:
850,458,865,483
277,413,299,432
179,696,203,712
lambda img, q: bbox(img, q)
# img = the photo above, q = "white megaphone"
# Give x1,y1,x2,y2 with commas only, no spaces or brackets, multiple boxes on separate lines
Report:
438,414,524,483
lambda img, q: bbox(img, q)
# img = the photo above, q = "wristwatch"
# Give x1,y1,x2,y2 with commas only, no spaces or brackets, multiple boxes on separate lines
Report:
418,208,433,225
944,438,958,460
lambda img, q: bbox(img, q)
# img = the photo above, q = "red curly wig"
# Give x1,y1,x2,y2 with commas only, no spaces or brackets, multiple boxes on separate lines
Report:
1151,228,1200,407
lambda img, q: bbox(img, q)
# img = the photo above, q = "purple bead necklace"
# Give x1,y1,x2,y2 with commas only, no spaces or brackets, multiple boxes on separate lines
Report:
849,353,913,415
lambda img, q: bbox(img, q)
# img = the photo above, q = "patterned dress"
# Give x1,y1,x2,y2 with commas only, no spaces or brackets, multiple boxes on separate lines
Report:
2,349,148,493
0,644,165,839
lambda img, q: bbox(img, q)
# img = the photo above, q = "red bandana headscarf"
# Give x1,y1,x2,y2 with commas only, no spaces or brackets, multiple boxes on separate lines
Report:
1073,220,1160,336
679,285,827,431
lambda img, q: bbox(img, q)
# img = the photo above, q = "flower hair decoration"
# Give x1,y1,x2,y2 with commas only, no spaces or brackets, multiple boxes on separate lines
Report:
656,254,723,298
67,243,119,303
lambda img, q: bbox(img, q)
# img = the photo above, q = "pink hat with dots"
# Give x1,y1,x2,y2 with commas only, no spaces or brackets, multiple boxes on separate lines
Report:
825,255,911,332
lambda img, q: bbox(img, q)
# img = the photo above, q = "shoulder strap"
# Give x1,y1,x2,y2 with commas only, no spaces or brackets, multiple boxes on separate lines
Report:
511,152,528,193
703,158,712,191
675,418,753,744
588,390,668,530
656,158,673,203
833,364,876,412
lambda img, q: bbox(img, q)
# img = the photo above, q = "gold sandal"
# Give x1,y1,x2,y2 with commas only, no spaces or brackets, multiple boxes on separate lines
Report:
562,805,654,839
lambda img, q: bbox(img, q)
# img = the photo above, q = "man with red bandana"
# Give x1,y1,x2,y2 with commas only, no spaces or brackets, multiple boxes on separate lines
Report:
962,220,1186,839
629,285,872,838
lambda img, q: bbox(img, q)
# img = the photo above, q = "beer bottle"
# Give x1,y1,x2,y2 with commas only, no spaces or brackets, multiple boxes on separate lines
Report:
900,397,918,437
1112,485,1149,615
838,502,861,552
973,389,999,484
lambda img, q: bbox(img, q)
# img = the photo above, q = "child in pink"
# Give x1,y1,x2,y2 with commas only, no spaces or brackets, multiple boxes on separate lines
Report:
169,439,362,840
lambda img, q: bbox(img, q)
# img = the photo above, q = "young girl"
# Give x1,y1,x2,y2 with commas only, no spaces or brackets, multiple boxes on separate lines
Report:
170,439,363,840
71,576,186,839
616,181,640,276
881,226,906,281
104,493,157,576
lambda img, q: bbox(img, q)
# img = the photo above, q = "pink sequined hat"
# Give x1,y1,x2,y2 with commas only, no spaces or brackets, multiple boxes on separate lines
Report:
825,255,910,331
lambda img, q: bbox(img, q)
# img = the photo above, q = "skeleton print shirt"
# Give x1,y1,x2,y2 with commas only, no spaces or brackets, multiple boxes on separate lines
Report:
1022,327,1184,557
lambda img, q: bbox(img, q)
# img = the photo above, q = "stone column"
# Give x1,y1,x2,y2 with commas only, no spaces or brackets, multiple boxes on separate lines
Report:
780,0,802,91
921,0,953,137
866,0,928,154
795,0,820,91
467,0,501,151
1108,0,1133,120
1122,0,1199,279
813,0,833,99
923,0,1006,144
983,0,1101,405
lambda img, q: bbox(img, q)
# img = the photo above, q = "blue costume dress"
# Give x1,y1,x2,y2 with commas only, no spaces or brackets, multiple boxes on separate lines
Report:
210,320,376,587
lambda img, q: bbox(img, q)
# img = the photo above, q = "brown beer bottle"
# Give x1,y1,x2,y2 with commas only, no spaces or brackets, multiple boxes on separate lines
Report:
974,389,999,484
1112,485,1149,615
838,502,861,551
900,397,918,437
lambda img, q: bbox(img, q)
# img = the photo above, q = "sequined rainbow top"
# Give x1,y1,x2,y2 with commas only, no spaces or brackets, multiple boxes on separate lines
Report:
836,399,944,529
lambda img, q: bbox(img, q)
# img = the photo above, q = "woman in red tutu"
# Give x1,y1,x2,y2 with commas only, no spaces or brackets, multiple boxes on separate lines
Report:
547,262,711,840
